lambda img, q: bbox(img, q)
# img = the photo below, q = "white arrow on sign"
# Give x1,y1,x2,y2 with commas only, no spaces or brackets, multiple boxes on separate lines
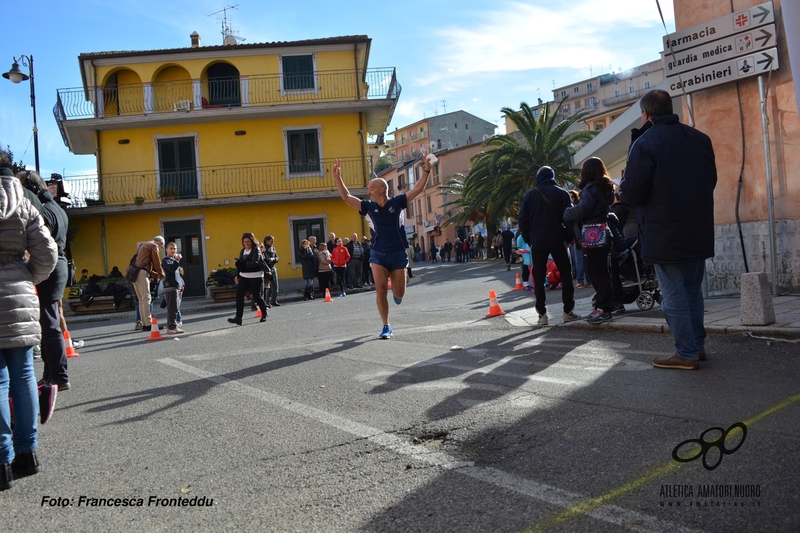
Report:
667,47,779,94
663,1,774,54
664,24,776,75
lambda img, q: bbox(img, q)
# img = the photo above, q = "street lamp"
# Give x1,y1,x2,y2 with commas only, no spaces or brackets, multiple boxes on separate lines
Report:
3,55,39,174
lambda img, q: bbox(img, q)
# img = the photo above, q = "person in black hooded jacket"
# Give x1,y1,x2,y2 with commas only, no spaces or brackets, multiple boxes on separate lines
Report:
18,171,70,391
518,166,576,325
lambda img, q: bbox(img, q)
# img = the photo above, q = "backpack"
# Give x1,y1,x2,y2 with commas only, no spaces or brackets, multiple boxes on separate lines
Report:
124,253,140,282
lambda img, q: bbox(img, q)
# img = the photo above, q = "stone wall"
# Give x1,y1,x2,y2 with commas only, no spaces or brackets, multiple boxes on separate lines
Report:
708,218,800,293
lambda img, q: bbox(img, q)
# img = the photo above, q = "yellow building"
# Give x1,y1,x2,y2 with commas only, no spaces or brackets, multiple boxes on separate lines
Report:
55,34,400,296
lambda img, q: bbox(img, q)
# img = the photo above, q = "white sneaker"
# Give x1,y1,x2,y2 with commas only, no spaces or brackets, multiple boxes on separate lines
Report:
72,339,85,349
168,328,185,335
135,320,143,331
537,314,549,326
563,311,580,323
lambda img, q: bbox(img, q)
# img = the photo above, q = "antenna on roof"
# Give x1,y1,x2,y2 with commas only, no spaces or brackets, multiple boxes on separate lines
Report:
208,4,246,45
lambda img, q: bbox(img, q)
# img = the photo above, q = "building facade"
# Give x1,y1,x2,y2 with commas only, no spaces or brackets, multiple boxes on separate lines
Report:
54,34,400,295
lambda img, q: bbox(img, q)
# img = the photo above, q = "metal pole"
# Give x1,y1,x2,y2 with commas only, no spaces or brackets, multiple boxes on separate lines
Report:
757,75,778,294
28,55,39,174
686,93,695,128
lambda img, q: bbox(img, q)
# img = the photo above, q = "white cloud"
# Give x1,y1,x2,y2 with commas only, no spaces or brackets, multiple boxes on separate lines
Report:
425,0,675,82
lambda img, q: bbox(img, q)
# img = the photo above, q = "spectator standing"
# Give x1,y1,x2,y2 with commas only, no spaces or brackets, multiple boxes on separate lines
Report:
262,235,280,307
620,89,717,370
161,242,184,334
501,225,515,271
330,238,350,297
346,233,364,288
0,154,58,491
17,171,70,391
563,157,615,324
316,243,332,295
518,167,578,325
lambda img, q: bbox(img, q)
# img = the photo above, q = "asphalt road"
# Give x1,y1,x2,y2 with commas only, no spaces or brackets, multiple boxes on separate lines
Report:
4,261,799,532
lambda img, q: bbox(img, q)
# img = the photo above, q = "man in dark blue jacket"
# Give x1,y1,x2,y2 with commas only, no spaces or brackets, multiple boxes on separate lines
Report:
621,89,717,370
518,166,577,326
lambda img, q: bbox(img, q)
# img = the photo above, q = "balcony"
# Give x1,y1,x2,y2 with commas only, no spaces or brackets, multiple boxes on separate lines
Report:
54,68,401,154
60,156,367,211
601,88,649,107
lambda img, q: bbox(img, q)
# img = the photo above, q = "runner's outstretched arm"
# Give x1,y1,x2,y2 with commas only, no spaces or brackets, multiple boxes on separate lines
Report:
333,158,362,211
405,154,432,203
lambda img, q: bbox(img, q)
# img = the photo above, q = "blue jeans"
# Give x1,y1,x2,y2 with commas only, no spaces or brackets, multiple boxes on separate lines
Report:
654,261,706,360
0,346,38,464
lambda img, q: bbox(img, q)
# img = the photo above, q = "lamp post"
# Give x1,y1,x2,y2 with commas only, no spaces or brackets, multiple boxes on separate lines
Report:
3,55,39,174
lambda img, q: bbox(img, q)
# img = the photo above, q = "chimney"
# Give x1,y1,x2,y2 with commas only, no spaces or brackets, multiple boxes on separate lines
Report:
190,32,201,48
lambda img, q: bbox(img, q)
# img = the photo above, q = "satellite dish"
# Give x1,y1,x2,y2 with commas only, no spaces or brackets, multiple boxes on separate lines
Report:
223,34,237,46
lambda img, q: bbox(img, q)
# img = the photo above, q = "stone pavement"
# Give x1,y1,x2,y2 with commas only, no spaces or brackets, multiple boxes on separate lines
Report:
66,284,800,339
503,293,800,339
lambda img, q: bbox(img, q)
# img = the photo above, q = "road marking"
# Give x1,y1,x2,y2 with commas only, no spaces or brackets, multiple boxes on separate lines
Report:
158,357,695,532
525,392,800,532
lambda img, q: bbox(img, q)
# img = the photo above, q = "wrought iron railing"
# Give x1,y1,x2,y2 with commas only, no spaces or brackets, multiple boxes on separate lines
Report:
55,68,401,120
61,157,367,207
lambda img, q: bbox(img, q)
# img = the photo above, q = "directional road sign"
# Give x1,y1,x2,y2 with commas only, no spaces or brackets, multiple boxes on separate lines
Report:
665,24,776,75
666,47,779,94
663,1,775,54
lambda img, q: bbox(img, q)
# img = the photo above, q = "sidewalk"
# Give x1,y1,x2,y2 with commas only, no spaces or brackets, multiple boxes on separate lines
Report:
506,293,800,338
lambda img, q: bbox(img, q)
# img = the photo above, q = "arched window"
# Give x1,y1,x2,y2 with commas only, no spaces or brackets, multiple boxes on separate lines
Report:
207,63,240,107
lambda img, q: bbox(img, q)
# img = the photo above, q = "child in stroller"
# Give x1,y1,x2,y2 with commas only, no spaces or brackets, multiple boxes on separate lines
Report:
608,212,662,310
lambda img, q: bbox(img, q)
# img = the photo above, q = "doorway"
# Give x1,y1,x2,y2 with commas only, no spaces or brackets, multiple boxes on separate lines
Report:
164,219,205,297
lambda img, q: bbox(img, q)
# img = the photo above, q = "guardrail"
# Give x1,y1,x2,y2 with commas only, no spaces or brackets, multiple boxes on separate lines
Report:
61,157,367,207
55,68,400,120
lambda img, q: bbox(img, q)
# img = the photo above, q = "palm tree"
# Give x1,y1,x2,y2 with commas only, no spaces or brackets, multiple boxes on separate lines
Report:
441,98,596,237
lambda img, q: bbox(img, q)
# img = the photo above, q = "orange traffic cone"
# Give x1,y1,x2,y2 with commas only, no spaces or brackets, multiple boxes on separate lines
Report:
254,308,263,318
485,290,506,318
323,288,333,302
63,330,80,358
387,278,392,291
512,273,524,291
145,317,164,341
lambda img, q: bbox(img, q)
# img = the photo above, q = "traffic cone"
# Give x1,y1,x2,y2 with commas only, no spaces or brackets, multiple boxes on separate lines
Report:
255,308,263,318
485,290,506,318
512,272,524,291
63,330,80,358
145,317,164,341
323,288,333,302
387,278,392,291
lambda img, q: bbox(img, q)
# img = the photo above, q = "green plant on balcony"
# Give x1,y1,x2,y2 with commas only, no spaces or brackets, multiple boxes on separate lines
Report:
158,186,180,202
134,196,145,206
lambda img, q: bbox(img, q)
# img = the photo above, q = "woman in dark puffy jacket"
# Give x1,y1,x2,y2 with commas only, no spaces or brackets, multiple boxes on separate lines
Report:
563,157,615,324
227,232,267,326
299,239,317,301
0,155,58,491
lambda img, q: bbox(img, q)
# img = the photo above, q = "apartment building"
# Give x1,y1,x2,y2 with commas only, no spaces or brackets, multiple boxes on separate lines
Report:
54,34,400,294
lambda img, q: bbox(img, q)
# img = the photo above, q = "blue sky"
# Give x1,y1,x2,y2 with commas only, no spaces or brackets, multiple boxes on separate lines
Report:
0,0,674,179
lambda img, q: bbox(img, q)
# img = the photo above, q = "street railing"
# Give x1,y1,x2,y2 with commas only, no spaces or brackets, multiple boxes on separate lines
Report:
61,157,367,207
55,68,401,119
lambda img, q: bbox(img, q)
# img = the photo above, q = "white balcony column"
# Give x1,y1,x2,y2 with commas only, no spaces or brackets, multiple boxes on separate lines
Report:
143,83,154,114
94,86,105,118
192,79,203,109
240,77,250,106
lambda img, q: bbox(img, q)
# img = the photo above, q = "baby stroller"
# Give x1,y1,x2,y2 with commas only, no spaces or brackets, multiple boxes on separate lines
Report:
613,237,662,310
607,213,661,311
